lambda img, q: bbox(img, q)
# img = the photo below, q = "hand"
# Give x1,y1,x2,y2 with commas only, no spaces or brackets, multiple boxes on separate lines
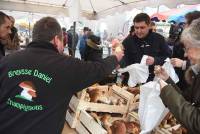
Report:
170,58,183,68
146,56,154,65
112,43,123,52
154,65,169,81
113,46,124,62
159,79,168,90
116,65,121,70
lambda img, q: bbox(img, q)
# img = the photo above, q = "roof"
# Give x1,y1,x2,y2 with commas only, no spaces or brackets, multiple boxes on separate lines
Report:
1,0,200,20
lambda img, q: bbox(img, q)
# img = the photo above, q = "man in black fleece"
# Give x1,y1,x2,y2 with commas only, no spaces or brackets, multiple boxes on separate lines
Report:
123,13,171,82
0,17,123,134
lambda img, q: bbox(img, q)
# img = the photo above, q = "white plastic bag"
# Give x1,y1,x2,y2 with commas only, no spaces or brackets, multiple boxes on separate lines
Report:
162,58,179,83
118,55,149,87
140,55,148,65
138,81,169,134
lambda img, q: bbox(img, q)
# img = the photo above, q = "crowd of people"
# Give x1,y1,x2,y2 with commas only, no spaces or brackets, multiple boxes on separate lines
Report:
0,9,200,134
121,11,200,134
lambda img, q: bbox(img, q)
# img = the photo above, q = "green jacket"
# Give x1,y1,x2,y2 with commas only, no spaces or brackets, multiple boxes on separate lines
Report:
160,75,200,134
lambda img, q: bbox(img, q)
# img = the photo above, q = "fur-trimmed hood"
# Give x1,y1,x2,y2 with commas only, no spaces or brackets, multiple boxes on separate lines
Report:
86,35,101,50
185,64,200,85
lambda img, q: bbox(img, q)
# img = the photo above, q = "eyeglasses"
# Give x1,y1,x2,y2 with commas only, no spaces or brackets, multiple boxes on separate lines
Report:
183,46,199,52
183,47,189,52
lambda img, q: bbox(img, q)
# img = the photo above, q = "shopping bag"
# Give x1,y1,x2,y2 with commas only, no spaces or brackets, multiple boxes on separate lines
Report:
118,55,149,87
138,81,169,134
162,58,179,83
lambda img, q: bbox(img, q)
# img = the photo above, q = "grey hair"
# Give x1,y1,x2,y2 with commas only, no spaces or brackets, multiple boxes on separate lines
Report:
181,18,200,48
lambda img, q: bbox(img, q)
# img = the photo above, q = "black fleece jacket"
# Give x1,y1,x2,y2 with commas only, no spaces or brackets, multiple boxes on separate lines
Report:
123,31,171,80
0,41,118,134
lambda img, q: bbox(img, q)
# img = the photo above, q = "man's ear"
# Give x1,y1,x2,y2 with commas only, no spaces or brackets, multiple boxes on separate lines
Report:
51,35,59,49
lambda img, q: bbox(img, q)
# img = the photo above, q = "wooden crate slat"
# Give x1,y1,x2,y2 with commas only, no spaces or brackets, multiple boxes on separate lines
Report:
66,110,78,128
80,101,127,114
167,124,181,131
79,110,107,134
69,95,80,112
112,85,134,100
154,128,167,134
88,85,109,91
69,95,128,114
129,111,139,120
128,102,139,112
75,121,90,134
159,128,172,134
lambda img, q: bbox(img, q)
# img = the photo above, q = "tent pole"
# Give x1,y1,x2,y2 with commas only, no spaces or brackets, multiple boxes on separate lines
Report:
157,5,160,13
72,21,76,57
28,22,31,39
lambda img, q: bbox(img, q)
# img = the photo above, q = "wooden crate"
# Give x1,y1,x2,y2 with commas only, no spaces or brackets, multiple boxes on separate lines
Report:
66,110,107,134
154,124,182,134
128,112,183,134
66,84,139,129
112,85,139,112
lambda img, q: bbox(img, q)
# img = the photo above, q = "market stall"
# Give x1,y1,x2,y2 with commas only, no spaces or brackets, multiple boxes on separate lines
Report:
1,1,200,133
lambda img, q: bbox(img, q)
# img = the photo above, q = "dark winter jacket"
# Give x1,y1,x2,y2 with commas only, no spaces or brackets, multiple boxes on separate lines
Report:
84,37,103,62
172,42,190,91
123,31,171,81
0,41,118,134
67,29,79,48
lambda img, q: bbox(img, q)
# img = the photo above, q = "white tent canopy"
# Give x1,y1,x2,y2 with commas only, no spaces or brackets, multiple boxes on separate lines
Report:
1,0,200,20
1,0,200,39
